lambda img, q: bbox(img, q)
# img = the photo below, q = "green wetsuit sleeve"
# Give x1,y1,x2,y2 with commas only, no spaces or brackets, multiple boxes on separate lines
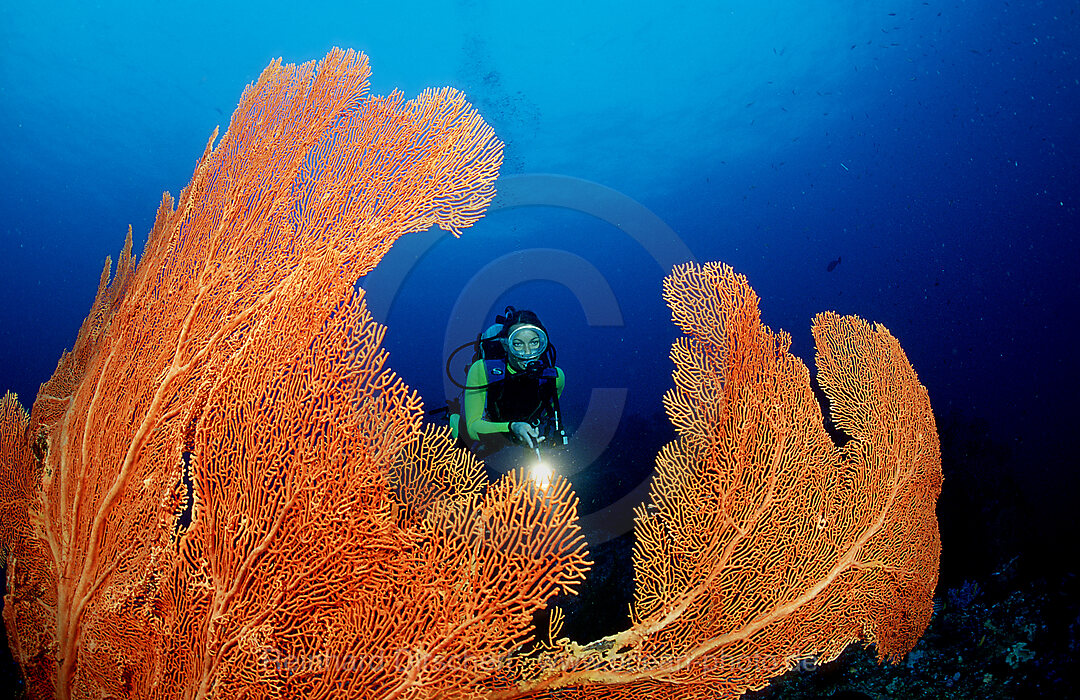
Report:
463,361,510,441
556,367,565,397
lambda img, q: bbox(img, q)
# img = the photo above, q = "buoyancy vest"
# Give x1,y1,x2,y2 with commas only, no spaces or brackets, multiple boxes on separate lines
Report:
481,359,560,425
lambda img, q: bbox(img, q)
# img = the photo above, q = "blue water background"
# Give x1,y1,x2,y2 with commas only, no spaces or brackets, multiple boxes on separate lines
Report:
1,1,1077,577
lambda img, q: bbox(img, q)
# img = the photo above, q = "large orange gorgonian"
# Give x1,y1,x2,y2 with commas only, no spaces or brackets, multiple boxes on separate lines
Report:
481,262,941,699
0,49,591,699
0,49,940,699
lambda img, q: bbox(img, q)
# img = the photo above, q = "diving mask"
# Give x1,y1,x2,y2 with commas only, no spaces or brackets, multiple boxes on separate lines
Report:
504,324,548,361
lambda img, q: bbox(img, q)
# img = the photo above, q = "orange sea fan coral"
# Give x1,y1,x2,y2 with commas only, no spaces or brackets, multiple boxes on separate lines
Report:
482,262,941,699
0,49,591,700
636,262,941,679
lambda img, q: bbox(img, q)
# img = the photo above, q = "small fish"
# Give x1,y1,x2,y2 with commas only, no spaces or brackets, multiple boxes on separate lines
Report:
827,256,842,272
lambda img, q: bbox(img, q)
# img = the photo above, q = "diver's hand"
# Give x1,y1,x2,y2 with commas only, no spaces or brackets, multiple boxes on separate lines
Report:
510,422,540,448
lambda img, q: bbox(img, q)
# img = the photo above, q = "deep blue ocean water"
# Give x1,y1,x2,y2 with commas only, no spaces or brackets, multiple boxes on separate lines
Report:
2,0,1078,694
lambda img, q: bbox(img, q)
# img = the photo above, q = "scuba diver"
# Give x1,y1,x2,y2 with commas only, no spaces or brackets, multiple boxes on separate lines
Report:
442,306,568,460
